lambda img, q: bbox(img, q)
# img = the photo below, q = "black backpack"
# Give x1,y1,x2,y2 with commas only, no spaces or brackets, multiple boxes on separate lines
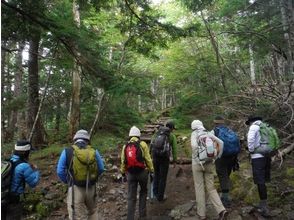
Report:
1,159,24,205
151,127,171,158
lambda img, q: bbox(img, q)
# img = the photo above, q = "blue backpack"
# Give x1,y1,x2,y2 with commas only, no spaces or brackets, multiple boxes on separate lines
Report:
214,126,240,156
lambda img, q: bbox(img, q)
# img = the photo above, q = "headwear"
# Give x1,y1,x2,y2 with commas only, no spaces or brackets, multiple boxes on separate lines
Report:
166,120,175,130
73,129,90,141
245,116,263,125
15,140,31,151
191,120,205,130
214,115,225,124
129,126,141,137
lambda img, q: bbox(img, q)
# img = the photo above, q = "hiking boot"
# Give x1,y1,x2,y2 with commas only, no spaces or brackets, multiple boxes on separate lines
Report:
256,206,270,217
221,197,231,208
218,210,228,220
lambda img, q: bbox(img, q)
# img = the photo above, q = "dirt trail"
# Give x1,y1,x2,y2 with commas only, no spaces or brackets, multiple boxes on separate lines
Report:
34,117,294,220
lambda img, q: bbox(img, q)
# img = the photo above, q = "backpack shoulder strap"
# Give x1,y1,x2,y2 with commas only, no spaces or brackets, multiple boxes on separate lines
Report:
65,146,74,169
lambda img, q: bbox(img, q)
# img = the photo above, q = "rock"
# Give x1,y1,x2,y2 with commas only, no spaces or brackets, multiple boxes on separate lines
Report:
241,206,254,216
110,165,119,172
109,189,116,195
227,210,242,220
287,211,294,220
169,202,194,219
270,209,283,217
44,192,60,200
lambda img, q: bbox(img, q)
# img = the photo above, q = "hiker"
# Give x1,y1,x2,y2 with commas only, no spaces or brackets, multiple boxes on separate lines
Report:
120,126,154,220
246,116,273,217
191,120,228,220
2,140,40,220
151,120,177,202
56,129,105,220
213,116,240,207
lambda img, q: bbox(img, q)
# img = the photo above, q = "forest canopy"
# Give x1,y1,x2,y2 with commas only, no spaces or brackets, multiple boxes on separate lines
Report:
1,0,293,148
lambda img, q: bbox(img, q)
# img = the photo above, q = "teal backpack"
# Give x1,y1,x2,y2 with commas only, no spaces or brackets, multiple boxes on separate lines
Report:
255,122,280,155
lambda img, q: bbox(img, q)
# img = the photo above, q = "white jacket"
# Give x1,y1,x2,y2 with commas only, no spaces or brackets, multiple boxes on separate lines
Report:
191,129,224,165
247,120,264,159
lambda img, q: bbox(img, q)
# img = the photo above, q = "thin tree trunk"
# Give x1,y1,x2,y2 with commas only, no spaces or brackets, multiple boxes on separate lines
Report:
249,44,256,85
8,41,25,141
1,41,7,141
200,11,227,92
69,0,82,140
280,0,294,77
89,89,105,137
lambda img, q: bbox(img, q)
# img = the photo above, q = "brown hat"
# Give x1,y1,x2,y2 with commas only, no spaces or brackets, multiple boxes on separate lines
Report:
214,115,225,124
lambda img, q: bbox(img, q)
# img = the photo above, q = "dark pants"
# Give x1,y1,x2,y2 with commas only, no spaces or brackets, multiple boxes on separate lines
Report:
152,156,170,201
252,157,271,200
2,202,22,220
127,169,148,220
215,156,236,193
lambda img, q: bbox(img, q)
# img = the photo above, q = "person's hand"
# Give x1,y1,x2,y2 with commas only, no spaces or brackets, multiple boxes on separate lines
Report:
149,173,154,182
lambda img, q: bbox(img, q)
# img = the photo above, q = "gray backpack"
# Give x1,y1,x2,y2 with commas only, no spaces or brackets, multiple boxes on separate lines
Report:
151,127,171,158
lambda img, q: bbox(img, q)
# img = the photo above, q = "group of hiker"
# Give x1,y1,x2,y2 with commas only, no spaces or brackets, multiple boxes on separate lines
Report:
2,115,280,220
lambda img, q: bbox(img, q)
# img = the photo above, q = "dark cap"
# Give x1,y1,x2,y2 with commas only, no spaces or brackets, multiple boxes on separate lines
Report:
166,120,175,130
213,115,225,124
245,116,263,125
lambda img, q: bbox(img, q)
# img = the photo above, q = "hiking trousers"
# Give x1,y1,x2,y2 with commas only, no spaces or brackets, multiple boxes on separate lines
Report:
192,162,225,218
215,156,236,192
67,185,98,220
3,202,22,220
152,156,170,201
127,169,148,220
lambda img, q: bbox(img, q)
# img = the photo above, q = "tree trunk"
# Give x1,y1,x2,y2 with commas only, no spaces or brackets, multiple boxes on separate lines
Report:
200,11,227,92
249,44,256,85
69,0,82,140
89,89,105,137
8,41,25,141
280,0,294,77
1,41,7,141
27,31,45,147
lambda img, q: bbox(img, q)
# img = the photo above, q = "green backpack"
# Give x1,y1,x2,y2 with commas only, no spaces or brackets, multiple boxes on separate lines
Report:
67,145,98,186
255,123,281,155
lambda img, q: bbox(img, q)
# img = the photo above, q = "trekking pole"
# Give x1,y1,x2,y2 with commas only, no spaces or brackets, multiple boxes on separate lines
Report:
72,185,75,220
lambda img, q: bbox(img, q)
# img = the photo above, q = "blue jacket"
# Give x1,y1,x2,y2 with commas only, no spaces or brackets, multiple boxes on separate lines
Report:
56,146,105,184
10,155,40,195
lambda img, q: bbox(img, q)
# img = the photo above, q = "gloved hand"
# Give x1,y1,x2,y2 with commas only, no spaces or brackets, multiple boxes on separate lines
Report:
149,173,154,182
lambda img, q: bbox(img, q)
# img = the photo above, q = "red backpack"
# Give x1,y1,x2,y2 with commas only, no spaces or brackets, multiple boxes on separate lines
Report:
125,141,145,173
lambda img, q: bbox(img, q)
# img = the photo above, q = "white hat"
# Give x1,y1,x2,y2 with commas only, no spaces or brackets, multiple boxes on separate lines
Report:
73,129,90,141
129,126,141,137
15,140,31,151
191,120,205,130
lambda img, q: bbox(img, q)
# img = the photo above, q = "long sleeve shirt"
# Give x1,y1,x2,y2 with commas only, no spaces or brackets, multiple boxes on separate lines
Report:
169,132,178,161
120,137,154,174
10,155,40,194
247,120,264,159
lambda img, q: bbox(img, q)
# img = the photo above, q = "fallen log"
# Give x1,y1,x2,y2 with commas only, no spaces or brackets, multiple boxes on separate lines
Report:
272,143,294,163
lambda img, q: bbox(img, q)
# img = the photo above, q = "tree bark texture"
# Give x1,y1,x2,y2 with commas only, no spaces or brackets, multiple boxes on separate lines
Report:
27,31,45,147
68,0,82,140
